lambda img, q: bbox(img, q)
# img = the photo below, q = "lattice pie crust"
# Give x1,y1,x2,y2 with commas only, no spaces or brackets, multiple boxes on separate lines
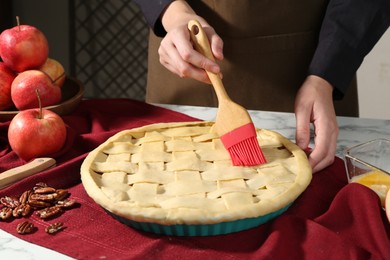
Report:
81,122,312,225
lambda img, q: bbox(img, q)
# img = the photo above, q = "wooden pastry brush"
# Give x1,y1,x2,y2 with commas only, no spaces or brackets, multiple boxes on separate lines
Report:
188,20,267,166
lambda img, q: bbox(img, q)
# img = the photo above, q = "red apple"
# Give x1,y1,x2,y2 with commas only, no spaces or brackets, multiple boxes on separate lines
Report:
0,62,16,110
39,58,66,88
11,70,61,110
8,106,67,161
0,18,49,72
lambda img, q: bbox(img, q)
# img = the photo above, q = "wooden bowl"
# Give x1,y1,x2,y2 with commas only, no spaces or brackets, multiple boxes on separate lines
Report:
0,77,84,122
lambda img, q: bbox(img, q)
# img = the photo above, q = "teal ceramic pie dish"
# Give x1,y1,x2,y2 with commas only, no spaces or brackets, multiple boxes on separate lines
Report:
107,204,291,236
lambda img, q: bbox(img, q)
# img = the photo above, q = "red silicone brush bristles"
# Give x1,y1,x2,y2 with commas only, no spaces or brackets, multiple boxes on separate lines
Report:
227,136,267,166
220,123,267,166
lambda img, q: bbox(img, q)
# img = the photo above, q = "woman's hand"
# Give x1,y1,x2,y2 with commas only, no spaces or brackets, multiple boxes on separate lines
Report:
294,75,339,173
159,1,224,83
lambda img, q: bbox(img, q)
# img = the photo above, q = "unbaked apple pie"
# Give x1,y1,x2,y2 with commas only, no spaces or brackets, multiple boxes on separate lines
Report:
81,121,312,236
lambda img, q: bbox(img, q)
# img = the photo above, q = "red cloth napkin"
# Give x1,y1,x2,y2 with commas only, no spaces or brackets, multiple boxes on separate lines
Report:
1,99,389,260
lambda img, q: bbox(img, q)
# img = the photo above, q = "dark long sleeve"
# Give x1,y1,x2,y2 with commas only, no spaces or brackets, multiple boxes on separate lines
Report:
133,0,173,37
308,0,390,99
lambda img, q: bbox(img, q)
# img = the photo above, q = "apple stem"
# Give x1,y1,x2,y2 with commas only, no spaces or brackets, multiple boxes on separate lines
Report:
16,16,20,31
35,89,43,119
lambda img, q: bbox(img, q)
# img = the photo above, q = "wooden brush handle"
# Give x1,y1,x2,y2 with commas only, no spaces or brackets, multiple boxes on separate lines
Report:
187,20,231,102
0,158,56,189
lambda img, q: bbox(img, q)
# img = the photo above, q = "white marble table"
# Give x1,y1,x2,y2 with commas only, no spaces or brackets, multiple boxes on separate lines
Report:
1,104,389,259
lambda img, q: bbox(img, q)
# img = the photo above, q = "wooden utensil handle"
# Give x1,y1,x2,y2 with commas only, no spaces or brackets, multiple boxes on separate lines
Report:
188,20,230,101
0,158,56,189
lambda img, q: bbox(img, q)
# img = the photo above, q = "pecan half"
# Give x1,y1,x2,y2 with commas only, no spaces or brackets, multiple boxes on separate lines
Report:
54,189,69,201
0,207,13,220
34,187,56,194
36,206,63,219
56,199,77,209
16,221,36,234
12,204,31,218
45,222,65,234
0,196,20,208
28,198,52,209
19,190,32,204
33,182,48,189
29,193,57,202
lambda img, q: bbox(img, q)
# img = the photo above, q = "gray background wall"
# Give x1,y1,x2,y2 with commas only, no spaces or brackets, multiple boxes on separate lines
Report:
12,0,70,73
12,0,148,101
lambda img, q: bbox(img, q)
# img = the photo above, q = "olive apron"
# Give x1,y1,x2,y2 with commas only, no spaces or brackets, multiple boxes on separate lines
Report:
146,0,359,116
